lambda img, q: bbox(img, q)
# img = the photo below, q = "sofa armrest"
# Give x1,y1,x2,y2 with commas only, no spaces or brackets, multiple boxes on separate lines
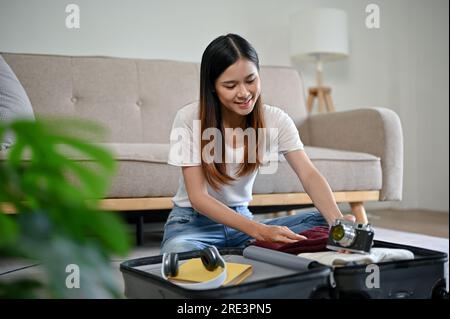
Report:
298,107,403,201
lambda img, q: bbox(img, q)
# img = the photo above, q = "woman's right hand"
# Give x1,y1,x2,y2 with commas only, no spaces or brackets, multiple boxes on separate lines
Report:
252,224,307,244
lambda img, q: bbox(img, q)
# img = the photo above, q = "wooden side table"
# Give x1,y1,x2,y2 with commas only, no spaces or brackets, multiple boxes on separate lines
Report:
306,86,335,114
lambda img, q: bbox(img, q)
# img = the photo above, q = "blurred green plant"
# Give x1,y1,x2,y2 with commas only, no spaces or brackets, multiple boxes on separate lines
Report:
0,118,131,298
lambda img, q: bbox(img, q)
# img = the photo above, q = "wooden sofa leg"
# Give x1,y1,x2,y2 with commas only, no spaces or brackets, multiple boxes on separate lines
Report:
350,202,369,224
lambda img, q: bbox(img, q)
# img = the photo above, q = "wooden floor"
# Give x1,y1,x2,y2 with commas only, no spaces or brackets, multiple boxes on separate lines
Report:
366,209,449,238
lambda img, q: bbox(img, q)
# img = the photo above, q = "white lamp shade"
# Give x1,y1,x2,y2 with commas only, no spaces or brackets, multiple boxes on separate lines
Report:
290,8,349,63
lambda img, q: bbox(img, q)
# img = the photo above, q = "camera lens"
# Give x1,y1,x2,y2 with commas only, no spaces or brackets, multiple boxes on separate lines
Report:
331,223,356,247
331,224,345,241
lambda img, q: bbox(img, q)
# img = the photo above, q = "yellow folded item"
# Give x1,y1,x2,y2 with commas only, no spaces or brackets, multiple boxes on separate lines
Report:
170,258,253,286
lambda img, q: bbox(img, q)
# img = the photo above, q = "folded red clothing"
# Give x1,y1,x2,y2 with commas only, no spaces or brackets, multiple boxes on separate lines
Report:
251,226,330,254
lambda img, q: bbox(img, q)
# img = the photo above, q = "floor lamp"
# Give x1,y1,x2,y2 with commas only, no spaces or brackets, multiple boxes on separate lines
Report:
290,8,349,114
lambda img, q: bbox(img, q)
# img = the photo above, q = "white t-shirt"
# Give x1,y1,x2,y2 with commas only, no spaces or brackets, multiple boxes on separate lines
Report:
167,102,304,207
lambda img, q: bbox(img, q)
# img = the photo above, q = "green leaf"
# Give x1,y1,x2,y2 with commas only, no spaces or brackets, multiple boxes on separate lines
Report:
52,135,115,171
0,279,43,299
0,117,129,298
85,210,132,255
52,155,112,199
0,213,18,247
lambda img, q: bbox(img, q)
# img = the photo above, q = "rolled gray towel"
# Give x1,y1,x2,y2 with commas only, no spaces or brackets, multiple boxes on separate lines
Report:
243,246,319,271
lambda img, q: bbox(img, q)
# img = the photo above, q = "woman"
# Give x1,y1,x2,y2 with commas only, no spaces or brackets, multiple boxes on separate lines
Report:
161,34,355,254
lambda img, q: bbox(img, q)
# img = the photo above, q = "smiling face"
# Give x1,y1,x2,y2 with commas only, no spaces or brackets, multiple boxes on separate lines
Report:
214,58,261,124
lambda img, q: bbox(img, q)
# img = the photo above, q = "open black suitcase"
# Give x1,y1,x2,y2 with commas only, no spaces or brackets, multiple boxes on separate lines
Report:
120,241,448,299
332,240,448,299
120,247,334,299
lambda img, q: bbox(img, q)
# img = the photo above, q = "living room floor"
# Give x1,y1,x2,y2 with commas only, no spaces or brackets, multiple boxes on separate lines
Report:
1,208,448,298
367,209,449,238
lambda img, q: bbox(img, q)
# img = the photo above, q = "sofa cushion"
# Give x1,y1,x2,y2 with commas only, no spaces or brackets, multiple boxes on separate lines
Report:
0,142,381,198
81,143,178,197
97,144,381,198
0,55,35,150
0,142,381,197
253,146,382,194
101,143,169,163
0,142,178,197
101,143,181,198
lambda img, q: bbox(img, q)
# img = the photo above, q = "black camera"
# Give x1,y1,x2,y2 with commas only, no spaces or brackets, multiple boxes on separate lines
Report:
327,219,375,254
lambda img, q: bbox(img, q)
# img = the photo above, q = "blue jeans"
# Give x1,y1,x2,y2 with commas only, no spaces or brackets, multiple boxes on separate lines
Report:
160,205,328,254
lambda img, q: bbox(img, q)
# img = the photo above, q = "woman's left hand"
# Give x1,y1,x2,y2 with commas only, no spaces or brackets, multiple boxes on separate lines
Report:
342,214,356,223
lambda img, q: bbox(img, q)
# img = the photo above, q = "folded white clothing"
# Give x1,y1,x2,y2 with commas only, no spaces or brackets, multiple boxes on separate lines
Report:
298,248,415,266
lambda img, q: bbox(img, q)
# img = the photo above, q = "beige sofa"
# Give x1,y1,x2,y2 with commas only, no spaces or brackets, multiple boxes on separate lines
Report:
1,53,403,227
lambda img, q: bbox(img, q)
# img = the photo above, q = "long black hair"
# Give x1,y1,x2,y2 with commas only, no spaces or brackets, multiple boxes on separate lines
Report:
199,34,265,190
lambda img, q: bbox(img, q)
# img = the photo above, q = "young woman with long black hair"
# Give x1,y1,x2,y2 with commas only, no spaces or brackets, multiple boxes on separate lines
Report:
161,34,355,254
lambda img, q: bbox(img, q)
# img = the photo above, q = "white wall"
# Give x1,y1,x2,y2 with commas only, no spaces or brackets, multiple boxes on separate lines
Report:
1,0,448,212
